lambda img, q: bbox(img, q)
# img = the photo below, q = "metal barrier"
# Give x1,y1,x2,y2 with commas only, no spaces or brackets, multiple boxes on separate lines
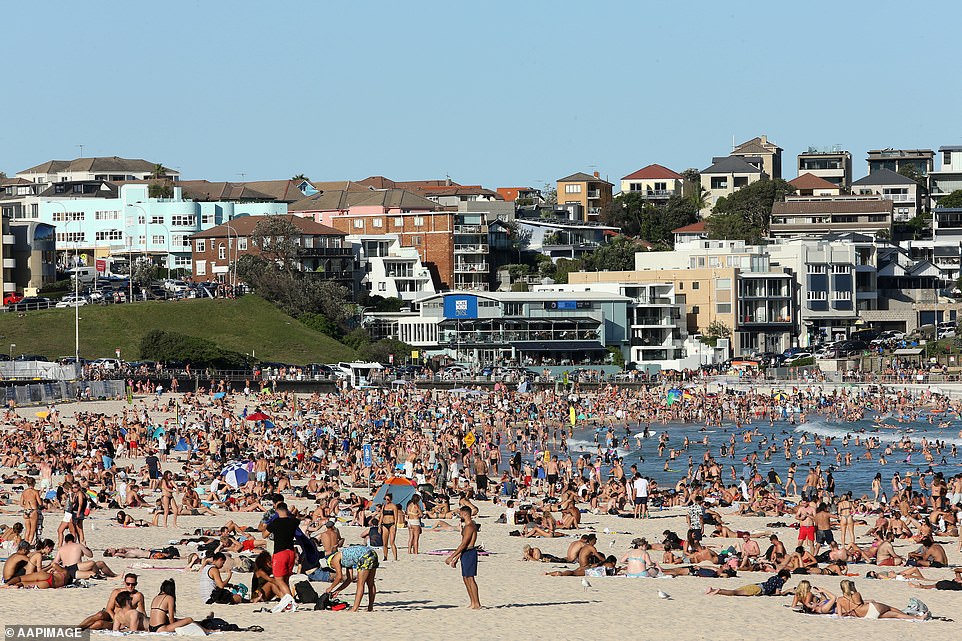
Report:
1,379,126,406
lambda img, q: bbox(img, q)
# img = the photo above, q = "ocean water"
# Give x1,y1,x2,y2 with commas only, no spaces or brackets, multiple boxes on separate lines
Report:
548,414,962,498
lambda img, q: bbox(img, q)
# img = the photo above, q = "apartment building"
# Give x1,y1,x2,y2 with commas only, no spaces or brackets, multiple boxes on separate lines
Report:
190,215,353,287
619,164,684,201
698,156,765,215
930,146,962,208
16,156,180,184
35,183,285,273
866,149,934,177
556,172,613,222
796,147,852,188
9,221,57,291
732,135,782,179
770,198,893,238
851,169,921,220
348,234,437,301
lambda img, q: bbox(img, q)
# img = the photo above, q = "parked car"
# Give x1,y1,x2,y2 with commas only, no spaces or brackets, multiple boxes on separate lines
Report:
439,365,470,380
90,358,122,370
14,354,49,361
8,296,52,312
55,294,89,308
783,352,813,366
2,293,23,305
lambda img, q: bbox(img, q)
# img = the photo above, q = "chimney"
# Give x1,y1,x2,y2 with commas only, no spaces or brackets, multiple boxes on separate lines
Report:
593,171,600,178
760,135,768,144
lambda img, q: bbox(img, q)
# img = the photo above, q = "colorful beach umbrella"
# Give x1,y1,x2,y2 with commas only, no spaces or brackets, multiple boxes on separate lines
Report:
666,388,682,405
35,411,49,419
246,411,271,422
772,391,788,402
221,461,251,488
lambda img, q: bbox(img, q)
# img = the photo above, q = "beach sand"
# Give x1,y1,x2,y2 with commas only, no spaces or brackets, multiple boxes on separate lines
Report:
1,397,960,640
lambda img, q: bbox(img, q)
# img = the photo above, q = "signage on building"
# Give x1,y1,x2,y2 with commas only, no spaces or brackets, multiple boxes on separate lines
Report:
443,294,478,319
95,259,107,274
544,300,592,310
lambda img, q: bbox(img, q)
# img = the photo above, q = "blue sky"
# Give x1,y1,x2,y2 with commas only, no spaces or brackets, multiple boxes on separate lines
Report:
3,1,958,189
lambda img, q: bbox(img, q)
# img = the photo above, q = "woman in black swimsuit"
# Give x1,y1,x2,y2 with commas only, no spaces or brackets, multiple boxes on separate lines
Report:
378,493,399,561
148,579,194,633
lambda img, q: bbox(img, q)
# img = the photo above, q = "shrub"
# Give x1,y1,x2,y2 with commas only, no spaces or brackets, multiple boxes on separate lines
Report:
139,330,250,369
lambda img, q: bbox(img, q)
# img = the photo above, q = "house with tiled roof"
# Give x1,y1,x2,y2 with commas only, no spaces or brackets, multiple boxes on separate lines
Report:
731,135,782,179
620,164,684,201
699,156,765,216
672,221,707,245
16,156,179,184
852,168,921,220
789,173,841,197
557,171,613,222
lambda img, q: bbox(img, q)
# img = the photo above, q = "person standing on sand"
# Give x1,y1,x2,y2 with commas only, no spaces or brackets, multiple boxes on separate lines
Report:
447,505,481,609
19,477,41,546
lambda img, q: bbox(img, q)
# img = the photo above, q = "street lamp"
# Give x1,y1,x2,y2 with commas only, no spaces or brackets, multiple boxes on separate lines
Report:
223,219,237,293
127,203,148,300
50,202,81,364
9,343,14,380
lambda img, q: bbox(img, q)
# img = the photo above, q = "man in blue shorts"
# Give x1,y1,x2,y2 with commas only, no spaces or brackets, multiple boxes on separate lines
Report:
446,506,481,609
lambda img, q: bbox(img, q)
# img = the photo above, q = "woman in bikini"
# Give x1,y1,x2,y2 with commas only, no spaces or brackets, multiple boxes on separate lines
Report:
149,579,194,632
5,564,69,588
160,471,179,528
378,493,399,561
836,579,928,620
406,495,423,555
792,580,837,614
837,492,855,547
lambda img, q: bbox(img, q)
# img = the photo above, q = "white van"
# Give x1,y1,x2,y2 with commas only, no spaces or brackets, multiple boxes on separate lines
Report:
67,267,98,285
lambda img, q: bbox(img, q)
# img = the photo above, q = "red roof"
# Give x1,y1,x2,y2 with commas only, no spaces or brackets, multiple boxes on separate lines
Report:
621,164,684,181
789,173,838,191
672,221,706,234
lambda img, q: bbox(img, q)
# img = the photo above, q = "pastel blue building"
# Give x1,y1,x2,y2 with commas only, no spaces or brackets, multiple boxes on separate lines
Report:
37,182,287,273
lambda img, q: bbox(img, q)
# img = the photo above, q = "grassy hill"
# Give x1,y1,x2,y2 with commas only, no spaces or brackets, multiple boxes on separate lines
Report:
0,295,355,364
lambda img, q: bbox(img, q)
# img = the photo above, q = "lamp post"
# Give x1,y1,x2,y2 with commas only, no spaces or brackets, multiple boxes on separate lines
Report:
9,343,15,380
127,203,147,300
50,202,81,363
223,219,237,293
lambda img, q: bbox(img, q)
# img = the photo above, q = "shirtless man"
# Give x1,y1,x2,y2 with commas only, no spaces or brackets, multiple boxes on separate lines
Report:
54,533,117,581
19,478,42,546
875,532,904,566
79,573,145,630
111,591,148,632
813,502,834,554
907,536,948,567
2,541,33,582
317,520,343,557
795,499,816,555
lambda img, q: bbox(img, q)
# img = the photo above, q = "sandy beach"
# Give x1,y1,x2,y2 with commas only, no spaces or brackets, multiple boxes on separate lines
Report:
1,395,960,641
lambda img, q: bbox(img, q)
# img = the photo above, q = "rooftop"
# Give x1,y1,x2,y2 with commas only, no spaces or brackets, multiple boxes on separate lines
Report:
702,156,762,175
851,168,918,186
789,173,839,190
18,156,176,176
621,164,684,181
192,215,345,239
289,188,439,212
558,172,613,185
772,200,894,215
672,221,707,234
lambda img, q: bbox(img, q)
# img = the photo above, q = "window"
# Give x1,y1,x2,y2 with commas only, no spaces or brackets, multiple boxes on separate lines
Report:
196,239,206,253
413,216,424,227
372,218,383,228
716,278,731,289
807,264,827,274
832,264,851,274
412,236,423,245
393,217,403,227
171,215,196,227
171,235,189,248
196,260,206,276
709,256,720,267
678,282,684,290
202,214,215,225
56,232,86,243
137,215,146,225
151,235,165,245
710,177,728,189
692,281,699,290
945,150,952,166
95,210,120,220
807,291,827,300
564,184,582,194
716,303,731,314
832,290,852,300
52,211,85,222
150,216,164,225
691,305,699,314
173,256,191,267
95,230,123,241
137,235,146,246
218,245,226,260
238,237,248,251
353,219,364,229
377,282,387,292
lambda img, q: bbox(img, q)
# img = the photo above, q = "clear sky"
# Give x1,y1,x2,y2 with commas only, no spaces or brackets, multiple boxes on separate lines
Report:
3,0,959,189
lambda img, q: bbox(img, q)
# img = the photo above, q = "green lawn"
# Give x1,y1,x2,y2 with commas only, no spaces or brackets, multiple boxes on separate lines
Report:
0,295,355,364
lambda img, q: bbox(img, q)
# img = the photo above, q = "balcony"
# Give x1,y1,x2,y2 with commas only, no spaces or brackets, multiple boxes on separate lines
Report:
454,262,489,273
299,246,353,257
454,244,489,254
587,190,601,199
636,189,676,200
454,224,487,234
454,282,489,292
739,316,792,325
3,259,15,269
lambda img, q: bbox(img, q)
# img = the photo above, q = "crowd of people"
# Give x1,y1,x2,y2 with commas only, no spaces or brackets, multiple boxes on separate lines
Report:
0,379,959,630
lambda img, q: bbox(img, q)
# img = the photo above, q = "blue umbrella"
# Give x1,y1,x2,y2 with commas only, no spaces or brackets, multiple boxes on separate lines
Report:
213,392,226,400
221,461,251,488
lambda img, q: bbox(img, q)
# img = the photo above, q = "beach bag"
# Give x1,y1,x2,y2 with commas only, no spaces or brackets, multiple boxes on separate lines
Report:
904,597,929,616
206,587,236,605
294,581,319,604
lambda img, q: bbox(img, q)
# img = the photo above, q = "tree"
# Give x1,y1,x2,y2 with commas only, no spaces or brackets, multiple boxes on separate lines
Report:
599,194,698,246
541,182,557,206
938,189,962,209
249,216,303,271
706,178,795,243
581,235,642,272
898,165,929,193
291,174,308,181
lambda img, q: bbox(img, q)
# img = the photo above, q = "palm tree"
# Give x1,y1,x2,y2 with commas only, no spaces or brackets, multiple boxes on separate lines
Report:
291,173,308,181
